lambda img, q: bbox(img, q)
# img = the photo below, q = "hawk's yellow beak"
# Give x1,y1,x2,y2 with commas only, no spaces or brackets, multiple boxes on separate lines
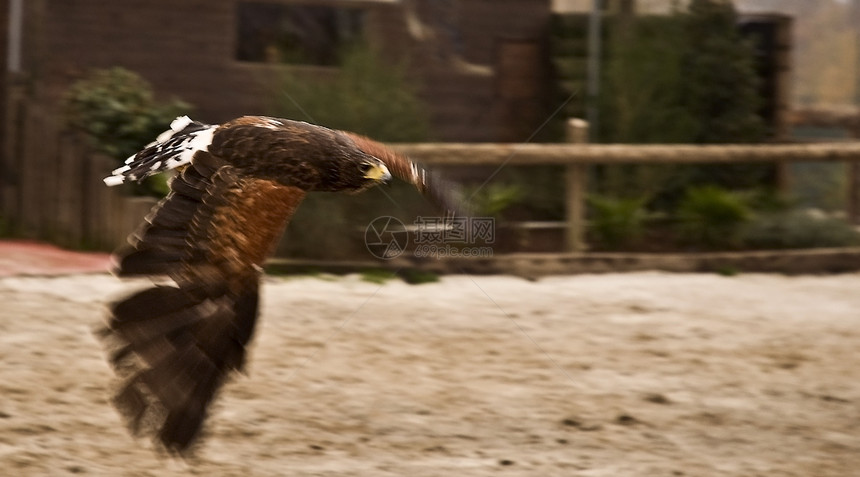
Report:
364,163,392,183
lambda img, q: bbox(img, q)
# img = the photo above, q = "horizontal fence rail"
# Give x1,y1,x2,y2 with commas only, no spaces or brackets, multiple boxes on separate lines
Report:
394,142,860,166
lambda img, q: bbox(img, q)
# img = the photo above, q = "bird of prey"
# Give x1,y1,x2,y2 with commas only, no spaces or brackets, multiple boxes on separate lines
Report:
98,115,461,454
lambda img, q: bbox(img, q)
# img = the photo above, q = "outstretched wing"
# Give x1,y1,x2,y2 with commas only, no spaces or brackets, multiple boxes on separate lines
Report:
340,132,468,218
99,151,305,454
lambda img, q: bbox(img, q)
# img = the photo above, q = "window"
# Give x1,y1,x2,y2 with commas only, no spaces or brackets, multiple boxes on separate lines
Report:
237,2,366,65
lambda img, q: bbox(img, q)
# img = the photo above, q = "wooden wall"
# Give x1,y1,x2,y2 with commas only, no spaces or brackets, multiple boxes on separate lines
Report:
20,0,550,142
1,93,156,250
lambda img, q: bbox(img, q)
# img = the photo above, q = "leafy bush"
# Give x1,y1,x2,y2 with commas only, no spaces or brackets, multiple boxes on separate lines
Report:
680,0,765,144
360,268,396,284
64,67,191,160
63,67,190,196
400,269,439,285
587,195,647,249
741,210,860,249
676,186,751,248
466,183,525,219
601,15,696,144
275,44,429,142
575,0,771,211
595,0,764,146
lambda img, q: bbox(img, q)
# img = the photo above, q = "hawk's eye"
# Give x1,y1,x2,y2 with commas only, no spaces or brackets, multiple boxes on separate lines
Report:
359,162,373,173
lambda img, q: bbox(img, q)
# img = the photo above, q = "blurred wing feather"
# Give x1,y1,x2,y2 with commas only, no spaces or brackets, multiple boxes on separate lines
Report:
102,152,305,454
340,132,468,217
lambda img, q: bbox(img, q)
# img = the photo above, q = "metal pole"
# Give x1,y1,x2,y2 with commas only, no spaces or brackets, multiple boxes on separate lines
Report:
586,0,602,142
7,0,23,73
853,0,860,107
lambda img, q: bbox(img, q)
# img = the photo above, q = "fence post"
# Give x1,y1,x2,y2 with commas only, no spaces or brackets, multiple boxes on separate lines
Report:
849,163,860,225
565,118,589,252
848,122,860,224
849,120,860,226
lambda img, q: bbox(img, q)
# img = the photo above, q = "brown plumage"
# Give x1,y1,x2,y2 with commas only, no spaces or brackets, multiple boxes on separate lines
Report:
99,116,463,454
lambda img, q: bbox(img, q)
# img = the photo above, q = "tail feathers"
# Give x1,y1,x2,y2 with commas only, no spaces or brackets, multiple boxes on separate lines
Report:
104,116,217,186
112,246,185,277
98,283,260,454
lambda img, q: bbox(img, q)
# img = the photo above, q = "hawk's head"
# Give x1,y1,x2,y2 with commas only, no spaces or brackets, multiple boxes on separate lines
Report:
348,156,392,193
310,152,391,193
309,132,393,193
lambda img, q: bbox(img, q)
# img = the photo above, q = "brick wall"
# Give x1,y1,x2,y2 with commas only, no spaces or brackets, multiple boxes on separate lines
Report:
32,0,251,121
21,0,551,142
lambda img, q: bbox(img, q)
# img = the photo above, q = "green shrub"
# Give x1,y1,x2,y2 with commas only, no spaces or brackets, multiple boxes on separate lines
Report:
680,0,765,144
741,210,860,249
400,269,439,285
676,186,751,248
63,67,190,196
64,67,191,160
360,268,396,284
579,0,771,211
601,15,696,144
587,195,647,249
275,44,429,142
466,183,525,219
715,265,740,277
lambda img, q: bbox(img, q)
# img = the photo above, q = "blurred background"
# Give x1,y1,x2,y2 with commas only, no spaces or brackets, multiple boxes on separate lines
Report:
2,4,860,474
1,0,860,268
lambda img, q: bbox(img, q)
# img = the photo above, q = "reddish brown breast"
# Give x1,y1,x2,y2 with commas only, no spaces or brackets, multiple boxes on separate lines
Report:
199,179,305,292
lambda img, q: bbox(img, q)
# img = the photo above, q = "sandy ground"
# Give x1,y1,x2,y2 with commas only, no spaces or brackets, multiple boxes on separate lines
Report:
1,271,859,476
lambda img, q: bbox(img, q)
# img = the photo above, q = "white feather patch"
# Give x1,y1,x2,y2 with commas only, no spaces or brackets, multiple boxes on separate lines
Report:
178,127,215,164
154,115,193,144
103,117,215,186
170,115,193,130
103,175,125,186
111,164,131,175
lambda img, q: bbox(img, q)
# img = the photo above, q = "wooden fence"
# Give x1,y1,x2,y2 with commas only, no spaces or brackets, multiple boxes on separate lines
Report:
0,101,157,250
394,133,860,252
3,105,860,255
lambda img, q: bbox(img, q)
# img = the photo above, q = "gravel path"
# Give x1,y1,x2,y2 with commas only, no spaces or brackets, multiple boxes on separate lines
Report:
1,272,859,476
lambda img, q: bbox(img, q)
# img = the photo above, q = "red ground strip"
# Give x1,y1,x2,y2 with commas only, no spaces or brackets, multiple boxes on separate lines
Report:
0,240,112,277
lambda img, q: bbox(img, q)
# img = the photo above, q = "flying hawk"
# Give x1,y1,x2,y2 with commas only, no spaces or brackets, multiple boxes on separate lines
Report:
98,115,461,454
